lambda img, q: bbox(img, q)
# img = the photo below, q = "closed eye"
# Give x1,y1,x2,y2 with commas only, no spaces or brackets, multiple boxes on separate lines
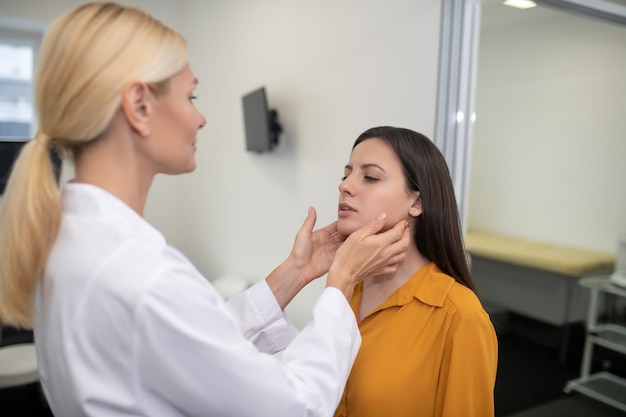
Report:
341,174,379,182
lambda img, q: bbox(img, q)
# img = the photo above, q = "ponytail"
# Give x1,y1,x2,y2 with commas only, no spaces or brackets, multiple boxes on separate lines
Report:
0,132,61,328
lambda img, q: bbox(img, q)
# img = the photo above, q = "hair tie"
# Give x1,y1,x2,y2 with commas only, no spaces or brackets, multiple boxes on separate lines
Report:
35,131,53,149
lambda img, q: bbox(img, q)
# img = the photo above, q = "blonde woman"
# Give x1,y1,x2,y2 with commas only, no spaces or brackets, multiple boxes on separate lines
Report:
0,3,410,416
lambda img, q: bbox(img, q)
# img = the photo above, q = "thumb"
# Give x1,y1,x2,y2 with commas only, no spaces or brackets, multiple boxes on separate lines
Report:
298,206,318,236
353,213,387,240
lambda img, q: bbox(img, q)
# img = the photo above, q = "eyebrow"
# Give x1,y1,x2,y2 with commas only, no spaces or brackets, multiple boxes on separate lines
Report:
344,163,387,173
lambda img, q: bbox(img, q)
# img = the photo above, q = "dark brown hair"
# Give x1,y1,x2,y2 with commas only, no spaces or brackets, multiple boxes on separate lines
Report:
353,126,475,292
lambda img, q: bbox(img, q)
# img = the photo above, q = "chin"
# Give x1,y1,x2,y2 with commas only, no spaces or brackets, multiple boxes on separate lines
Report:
180,159,197,174
336,219,361,236
164,162,196,175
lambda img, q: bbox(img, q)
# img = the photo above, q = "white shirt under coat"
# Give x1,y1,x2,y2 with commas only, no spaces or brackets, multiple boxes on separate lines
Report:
34,183,361,417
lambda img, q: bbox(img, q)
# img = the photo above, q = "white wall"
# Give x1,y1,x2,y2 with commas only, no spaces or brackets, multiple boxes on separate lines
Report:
0,0,183,29
467,4,626,254
1,0,442,327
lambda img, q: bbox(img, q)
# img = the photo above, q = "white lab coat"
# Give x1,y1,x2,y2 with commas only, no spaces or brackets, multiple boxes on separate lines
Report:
34,183,360,417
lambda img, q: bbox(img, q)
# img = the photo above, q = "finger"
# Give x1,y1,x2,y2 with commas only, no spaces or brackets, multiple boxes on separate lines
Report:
391,219,411,239
328,227,349,243
317,220,339,237
298,206,318,236
376,248,409,276
350,213,387,241
372,225,410,265
385,252,408,268
333,232,349,244
379,264,402,275
320,222,349,245
386,225,411,254
368,218,409,246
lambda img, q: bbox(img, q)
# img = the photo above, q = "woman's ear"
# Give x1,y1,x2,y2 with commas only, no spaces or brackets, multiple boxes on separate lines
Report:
121,81,152,137
408,191,423,218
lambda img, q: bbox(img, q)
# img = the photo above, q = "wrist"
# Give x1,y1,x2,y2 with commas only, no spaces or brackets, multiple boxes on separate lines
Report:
266,256,309,309
326,265,356,300
283,254,310,287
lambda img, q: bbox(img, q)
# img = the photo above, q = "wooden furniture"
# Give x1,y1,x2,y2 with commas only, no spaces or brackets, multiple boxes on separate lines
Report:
465,230,615,362
565,276,626,412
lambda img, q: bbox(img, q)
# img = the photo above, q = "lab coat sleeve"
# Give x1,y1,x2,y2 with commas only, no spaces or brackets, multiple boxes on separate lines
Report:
134,266,361,417
226,280,296,354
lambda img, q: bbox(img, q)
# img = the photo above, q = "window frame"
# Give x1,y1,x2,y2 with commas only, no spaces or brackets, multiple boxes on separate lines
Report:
0,24,43,141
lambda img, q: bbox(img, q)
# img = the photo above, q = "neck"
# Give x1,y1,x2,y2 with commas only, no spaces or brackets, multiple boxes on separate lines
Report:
73,119,154,216
363,243,429,292
358,243,429,322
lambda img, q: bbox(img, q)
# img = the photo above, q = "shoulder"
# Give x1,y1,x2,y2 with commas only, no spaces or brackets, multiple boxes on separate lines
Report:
445,281,489,319
421,265,489,320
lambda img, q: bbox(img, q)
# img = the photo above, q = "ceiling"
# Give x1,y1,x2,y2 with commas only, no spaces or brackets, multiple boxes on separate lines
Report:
481,0,626,30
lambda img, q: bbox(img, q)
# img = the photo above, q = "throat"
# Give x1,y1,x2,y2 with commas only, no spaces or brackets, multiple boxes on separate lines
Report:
358,278,400,322
358,251,429,322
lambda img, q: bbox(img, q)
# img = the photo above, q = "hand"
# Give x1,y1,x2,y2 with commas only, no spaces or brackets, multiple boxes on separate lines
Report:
288,207,346,284
327,214,410,299
265,207,347,309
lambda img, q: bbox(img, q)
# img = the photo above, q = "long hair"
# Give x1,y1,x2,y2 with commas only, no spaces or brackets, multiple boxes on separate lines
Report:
0,2,188,328
353,126,475,292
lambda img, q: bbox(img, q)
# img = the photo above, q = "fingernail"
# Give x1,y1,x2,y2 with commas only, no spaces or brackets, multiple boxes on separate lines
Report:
378,213,387,221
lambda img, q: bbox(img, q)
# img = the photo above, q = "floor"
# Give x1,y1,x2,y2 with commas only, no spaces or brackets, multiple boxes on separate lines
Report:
493,312,626,417
2,314,626,416
509,396,626,417
0,383,52,417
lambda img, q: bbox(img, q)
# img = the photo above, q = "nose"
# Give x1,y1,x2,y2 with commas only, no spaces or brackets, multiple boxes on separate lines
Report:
198,113,207,130
338,177,353,196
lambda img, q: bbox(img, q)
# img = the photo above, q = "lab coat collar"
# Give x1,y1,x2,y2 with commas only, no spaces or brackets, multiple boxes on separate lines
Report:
62,182,166,247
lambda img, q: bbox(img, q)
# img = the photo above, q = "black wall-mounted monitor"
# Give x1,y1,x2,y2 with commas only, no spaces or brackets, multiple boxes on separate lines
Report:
242,87,282,153
0,140,62,195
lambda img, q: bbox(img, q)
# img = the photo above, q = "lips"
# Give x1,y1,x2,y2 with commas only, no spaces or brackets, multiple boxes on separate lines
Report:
338,202,356,217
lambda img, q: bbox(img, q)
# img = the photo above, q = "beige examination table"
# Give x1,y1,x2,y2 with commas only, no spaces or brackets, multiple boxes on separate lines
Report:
465,230,615,363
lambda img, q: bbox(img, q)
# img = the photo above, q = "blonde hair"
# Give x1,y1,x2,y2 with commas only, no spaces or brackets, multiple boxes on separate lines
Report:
0,2,188,328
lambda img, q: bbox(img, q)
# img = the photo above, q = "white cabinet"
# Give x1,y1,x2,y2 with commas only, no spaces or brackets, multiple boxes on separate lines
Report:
565,276,626,412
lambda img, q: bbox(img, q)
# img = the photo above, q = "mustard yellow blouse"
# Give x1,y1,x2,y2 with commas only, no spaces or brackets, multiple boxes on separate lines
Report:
334,262,498,417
